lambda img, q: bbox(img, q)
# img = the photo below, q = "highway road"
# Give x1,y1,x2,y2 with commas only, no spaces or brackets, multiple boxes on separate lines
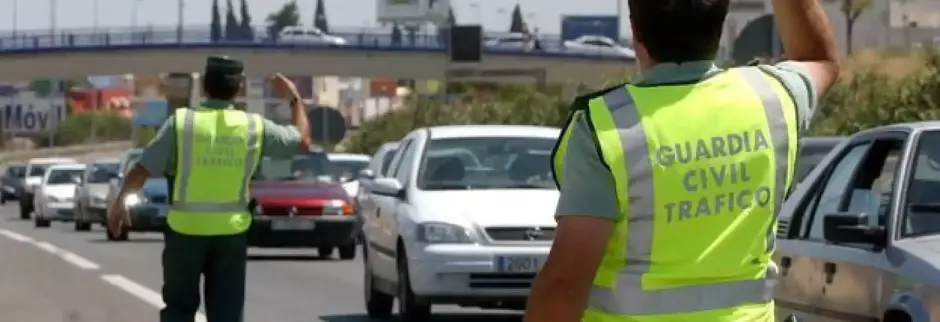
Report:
0,203,523,322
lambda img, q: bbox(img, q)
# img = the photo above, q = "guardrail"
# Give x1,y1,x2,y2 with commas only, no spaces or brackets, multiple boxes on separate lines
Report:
0,25,634,60
0,141,132,163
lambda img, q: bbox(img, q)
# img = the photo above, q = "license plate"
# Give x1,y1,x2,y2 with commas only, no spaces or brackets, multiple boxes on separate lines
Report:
495,256,543,273
271,218,315,231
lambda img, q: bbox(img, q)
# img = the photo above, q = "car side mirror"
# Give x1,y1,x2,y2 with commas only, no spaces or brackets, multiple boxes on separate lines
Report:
823,212,886,246
358,169,375,181
371,177,405,199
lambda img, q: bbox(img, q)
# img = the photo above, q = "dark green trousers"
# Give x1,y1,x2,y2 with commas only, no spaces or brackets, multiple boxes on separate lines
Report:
160,229,247,322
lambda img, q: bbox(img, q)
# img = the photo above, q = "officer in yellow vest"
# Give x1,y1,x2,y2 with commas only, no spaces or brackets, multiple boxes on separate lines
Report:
107,56,312,322
524,0,840,321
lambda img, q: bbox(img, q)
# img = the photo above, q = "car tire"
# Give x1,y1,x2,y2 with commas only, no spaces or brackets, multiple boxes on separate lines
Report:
74,220,91,232
397,249,431,322
34,217,50,228
19,202,30,220
106,226,129,241
317,246,335,259
363,245,393,319
338,243,356,260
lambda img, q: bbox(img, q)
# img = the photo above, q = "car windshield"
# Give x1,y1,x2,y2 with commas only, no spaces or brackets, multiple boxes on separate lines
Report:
903,131,940,237
28,164,49,177
332,160,369,180
417,136,556,190
88,163,120,183
47,169,84,185
258,153,339,183
6,165,25,178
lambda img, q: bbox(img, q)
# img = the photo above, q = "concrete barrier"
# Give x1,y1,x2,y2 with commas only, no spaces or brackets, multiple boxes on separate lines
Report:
0,141,132,163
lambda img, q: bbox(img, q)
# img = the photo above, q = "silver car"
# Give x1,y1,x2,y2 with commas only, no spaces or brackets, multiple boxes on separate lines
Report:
775,122,940,321
73,158,120,231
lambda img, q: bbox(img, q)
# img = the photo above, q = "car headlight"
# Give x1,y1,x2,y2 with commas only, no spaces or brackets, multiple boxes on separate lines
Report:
322,199,353,216
124,194,143,207
416,222,474,243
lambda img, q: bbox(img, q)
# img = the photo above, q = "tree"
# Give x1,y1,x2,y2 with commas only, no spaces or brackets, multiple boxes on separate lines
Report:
390,24,403,47
314,0,329,33
826,0,872,54
224,0,240,41
266,1,301,41
210,0,222,42
239,0,254,41
509,4,525,33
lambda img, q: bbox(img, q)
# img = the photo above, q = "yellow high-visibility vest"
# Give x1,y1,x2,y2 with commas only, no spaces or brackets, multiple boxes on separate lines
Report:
169,107,264,236
552,67,799,322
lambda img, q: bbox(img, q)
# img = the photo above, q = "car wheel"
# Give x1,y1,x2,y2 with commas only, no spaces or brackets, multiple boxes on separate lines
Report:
74,220,91,231
317,246,335,259
34,217,50,228
363,245,393,318
105,226,129,241
397,249,431,321
338,243,356,260
19,202,30,220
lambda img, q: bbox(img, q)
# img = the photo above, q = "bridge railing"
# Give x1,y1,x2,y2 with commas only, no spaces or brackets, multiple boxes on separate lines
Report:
0,141,132,163
0,25,633,60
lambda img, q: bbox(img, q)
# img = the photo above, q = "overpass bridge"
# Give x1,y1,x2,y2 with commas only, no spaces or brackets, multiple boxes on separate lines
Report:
0,26,637,86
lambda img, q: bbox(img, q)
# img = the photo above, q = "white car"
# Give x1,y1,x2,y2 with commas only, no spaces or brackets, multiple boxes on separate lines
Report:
483,33,528,51
278,26,346,46
34,163,85,228
360,125,559,320
562,35,635,58
328,153,371,198
19,157,77,220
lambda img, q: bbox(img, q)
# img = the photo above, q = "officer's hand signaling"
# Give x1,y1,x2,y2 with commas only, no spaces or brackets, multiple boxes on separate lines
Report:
270,73,301,101
107,195,131,236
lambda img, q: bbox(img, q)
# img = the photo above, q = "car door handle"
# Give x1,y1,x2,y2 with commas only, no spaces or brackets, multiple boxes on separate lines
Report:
376,209,381,218
780,256,792,276
823,262,837,284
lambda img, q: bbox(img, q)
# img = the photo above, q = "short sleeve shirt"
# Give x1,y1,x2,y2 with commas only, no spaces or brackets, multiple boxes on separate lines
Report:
136,99,303,176
555,61,820,220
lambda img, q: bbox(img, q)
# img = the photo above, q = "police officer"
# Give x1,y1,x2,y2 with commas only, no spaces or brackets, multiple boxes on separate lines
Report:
107,56,312,322
524,0,839,321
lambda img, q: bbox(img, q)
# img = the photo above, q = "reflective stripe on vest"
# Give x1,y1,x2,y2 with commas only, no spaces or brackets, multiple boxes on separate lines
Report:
553,67,798,318
170,107,262,235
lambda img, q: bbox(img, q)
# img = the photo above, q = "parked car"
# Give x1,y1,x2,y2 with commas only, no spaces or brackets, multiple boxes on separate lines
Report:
483,33,529,51
34,163,85,228
20,157,77,219
328,153,371,198
1,163,26,204
360,125,559,320
248,150,358,259
775,123,940,321
562,35,635,58
278,25,347,46
795,137,844,183
73,158,120,231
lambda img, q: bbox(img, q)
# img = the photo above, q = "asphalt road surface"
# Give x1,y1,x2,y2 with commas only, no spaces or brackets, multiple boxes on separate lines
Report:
0,203,523,322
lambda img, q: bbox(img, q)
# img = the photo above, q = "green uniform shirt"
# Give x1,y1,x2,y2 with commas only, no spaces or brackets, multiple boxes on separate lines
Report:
556,60,820,220
136,99,303,176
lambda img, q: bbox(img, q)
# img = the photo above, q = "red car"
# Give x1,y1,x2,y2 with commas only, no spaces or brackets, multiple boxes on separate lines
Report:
247,152,359,260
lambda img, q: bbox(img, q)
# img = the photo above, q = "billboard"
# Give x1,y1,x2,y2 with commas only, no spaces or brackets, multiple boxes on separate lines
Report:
377,0,449,23
560,15,620,42
1,95,68,135
133,100,169,127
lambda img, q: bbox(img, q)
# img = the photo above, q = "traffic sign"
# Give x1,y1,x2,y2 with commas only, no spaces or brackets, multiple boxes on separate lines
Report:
307,106,347,144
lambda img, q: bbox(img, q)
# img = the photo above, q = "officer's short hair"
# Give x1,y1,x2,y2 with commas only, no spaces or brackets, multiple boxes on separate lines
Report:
628,0,729,63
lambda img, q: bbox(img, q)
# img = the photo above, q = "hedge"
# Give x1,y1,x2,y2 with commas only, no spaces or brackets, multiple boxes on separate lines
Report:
345,51,940,155
45,111,132,146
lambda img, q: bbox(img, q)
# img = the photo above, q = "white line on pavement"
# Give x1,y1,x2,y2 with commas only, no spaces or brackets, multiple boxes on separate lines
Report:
61,252,101,270
34,241,60,254
0,229,34,243
101,274,207,322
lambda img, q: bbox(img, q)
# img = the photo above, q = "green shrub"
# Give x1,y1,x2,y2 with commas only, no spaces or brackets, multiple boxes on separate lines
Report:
49,111,132,146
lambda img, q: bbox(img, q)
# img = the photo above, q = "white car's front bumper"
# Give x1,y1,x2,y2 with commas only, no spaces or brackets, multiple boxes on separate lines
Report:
39,201,75,220
408,243,550,299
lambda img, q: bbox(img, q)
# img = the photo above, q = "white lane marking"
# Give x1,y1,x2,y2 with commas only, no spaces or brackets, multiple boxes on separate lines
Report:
101,274,207,322
34,241,60,254
61,252,101,270
0,229,34,243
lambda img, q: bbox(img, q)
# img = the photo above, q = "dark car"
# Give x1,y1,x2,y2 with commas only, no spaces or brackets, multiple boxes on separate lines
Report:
248,151,358,260
1,163,26,204
105,176,169,241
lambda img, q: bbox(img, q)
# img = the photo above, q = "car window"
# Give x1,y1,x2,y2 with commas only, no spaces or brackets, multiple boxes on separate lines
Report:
416,136,556,190
583,39,612,47
88,163,119,183
258,152,339,183
395,140,420,184
6,165,25,178
332,160,369,180
795,143,840,182
903,130,940,237
46,169,84,185
805,144,870,240
28,164,50,177
387,139,413,178
379,148,399,176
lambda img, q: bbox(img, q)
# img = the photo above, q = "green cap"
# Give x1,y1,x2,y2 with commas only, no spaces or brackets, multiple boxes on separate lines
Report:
204,56,244,77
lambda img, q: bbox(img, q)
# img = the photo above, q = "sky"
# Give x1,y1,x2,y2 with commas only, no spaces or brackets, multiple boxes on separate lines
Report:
0,0,629,35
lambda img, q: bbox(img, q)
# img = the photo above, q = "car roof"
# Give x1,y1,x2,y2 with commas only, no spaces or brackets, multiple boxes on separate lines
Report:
426,125,561,140
378,141,400,151
27,157,77,164
327,153,370,162
47,163,86,171
93,158,121,164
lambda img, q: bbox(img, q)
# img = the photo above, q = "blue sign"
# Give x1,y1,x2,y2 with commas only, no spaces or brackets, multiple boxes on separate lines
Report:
2,102,67,134
133,100,169,127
